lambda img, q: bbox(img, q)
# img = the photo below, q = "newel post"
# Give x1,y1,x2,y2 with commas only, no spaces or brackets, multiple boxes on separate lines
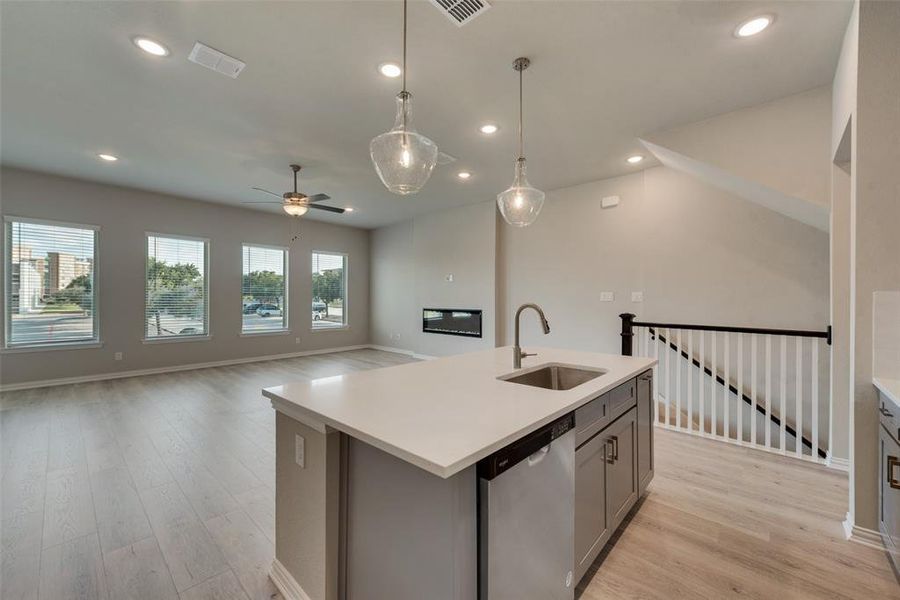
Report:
620,313,636,356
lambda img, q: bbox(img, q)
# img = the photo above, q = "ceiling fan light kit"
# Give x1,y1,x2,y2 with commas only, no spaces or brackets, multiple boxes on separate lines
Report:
244,164,344,218
370,0,439,195
497,57,545,228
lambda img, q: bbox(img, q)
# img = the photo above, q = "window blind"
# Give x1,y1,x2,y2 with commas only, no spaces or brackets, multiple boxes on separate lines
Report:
145,235,208,338
5,219,98,347
242,245,287,333
311,252,347,329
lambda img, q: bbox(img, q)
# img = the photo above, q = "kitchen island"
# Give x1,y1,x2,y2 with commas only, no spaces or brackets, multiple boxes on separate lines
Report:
263,346,656,600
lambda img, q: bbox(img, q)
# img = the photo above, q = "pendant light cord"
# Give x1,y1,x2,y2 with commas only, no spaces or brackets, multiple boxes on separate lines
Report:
518,65,524,161
401,0,408,94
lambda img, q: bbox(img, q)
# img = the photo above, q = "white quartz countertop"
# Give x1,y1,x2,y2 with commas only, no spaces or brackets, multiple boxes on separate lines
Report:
263,347,656,478
875,377,900,410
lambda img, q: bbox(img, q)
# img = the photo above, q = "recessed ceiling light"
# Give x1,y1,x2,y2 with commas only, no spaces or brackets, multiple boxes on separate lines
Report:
735,15,773,38
378,62,402,78
133,37,169,57
457,171,471,180
345,207,355,213
480,124,499,135
626,155,644,164
98,154,119,162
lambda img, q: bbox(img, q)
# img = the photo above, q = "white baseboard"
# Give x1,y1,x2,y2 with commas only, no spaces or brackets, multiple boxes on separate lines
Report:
367,344,436,361
0,344,370,392
843,512,886,550
269,559,312,600
825,452,850,472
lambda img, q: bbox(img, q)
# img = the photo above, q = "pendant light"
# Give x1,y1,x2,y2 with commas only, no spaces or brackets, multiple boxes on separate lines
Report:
497,57,544,227
370,0,438,195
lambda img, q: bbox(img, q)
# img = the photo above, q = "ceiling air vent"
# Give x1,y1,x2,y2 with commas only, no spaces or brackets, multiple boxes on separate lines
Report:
188,42,246,79
428,0,491,27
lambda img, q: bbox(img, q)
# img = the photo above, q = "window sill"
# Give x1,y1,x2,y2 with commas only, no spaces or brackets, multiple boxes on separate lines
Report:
142,335,212,345
310,326,350,333
2,340,104,354
240,330,292,338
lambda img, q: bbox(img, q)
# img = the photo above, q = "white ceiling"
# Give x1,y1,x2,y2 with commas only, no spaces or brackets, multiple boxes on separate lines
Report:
0,1,852,229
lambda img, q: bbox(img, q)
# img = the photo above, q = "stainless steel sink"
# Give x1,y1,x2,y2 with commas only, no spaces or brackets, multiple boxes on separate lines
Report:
499,363,607,391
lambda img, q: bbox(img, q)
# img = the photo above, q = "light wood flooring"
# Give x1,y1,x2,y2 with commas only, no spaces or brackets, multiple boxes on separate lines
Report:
2,349,897,599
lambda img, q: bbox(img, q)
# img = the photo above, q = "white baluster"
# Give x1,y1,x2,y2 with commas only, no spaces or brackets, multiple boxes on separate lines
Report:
724,333,730,441
711,332,717,437
652,328,659,425
812,340,819,461
663,328,672,427
687,330,693,433
699,332,705,436
780,336,787,454
676,329,682,430
765,334,772,450
751,335,758,446
737,333,744,444
795,337,803,457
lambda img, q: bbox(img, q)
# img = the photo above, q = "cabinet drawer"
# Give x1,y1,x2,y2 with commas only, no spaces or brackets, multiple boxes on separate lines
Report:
608,379,636,421
575,393,609,447
880,395,900,444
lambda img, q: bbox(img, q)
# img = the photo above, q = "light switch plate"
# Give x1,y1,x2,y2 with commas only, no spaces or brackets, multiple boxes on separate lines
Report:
601,195,620,209
295,434,305,468
600,291,615,302
445,274,454,282
631,291,644,302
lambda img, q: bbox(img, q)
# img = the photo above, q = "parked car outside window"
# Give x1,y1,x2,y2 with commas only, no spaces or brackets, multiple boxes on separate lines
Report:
256,304,283,317
312,301,326,321
243,302,263,314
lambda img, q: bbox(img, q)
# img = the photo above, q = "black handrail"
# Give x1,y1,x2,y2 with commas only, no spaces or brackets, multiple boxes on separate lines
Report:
619,313,829,460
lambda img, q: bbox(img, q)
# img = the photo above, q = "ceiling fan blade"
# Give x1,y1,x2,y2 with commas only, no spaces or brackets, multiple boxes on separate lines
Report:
305,193,331,203
242,200,285,204
251,186,283,198
307,204,345,214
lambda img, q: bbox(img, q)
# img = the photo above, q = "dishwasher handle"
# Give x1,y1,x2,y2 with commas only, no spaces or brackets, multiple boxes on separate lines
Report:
527,444,551,466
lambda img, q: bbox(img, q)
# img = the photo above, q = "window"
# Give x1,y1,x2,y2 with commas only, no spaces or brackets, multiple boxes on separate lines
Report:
311,252,347,329
242,244,288,334
4,218,99,348
145,234,208,340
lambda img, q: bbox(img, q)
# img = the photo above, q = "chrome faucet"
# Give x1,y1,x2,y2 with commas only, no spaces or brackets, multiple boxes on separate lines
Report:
513,303,551,368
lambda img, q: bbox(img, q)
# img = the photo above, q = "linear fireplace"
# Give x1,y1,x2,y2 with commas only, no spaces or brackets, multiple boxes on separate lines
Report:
422,308,483,338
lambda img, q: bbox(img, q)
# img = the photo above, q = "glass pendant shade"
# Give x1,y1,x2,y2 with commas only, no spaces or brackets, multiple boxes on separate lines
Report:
370,92,438,195
497,158,544,227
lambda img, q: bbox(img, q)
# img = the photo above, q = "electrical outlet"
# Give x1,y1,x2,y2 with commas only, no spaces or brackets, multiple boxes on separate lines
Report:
631,291,644,302
295,337,301,344
599,291,615,302
295,434,305,468
114,352,123,361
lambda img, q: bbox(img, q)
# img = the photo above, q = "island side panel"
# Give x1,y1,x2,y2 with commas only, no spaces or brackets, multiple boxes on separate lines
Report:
275,412,341,600
345,438,477,600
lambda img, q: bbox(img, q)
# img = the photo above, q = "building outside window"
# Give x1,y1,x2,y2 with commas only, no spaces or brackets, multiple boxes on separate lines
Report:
4,217,99,348
311,251,347,329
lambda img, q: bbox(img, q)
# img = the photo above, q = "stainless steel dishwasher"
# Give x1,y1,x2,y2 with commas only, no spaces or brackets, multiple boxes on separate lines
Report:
478,412,575,600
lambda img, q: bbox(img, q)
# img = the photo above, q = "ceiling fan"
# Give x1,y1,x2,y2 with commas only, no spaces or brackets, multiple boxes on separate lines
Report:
243,164,345,216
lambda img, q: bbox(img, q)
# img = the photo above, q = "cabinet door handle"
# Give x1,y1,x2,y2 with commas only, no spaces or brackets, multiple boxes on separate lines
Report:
605,439,615,464
888,456,900,490
611,435,619,461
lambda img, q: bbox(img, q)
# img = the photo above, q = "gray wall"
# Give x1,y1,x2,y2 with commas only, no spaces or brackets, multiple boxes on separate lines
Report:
370,201,496,357
0,167,370,386
500,166,830,354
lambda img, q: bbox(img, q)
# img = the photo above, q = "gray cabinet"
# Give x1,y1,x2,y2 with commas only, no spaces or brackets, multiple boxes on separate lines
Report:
574,428,609,582
605,407,638,531
878,395,900,573
574,375,652,586
636,370,654,494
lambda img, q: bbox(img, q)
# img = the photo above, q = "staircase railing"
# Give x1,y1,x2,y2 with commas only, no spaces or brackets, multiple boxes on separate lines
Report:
620,313,831,463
